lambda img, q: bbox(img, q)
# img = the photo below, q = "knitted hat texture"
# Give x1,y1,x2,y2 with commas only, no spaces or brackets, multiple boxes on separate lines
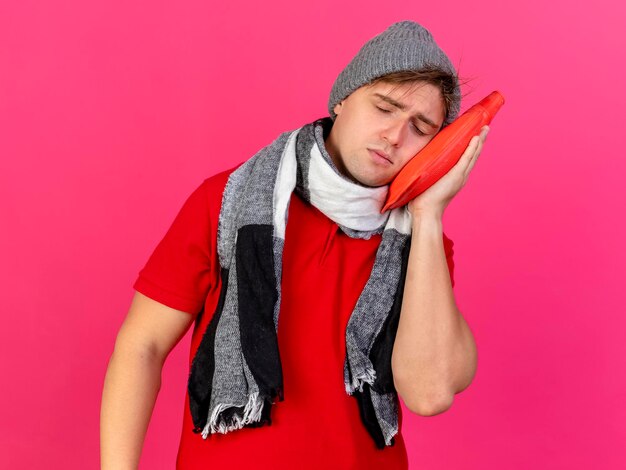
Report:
328,21,462,127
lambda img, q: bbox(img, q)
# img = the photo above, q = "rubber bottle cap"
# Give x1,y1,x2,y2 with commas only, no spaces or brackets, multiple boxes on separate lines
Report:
480,91,505,119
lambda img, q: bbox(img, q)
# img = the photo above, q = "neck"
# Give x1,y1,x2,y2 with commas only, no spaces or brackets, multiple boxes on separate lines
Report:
323,129,354,183
296,119,390,233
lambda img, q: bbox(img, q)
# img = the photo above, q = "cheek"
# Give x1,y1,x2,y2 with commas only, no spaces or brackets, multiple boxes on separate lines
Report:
408,137,432,156
339,124,359,153
397,141,427,168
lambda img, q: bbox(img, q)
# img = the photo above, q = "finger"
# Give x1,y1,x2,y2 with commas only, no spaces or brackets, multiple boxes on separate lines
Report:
463,127,490,178
465,134,485,177
465,151,478,178
476,127,488,153
476,127,489,158
451,137,475,177
479,125,490,140
459,132,484,179
463,136,480,169
474,135,485,160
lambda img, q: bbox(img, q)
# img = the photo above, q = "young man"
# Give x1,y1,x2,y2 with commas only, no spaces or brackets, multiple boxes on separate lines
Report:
101,20,488,469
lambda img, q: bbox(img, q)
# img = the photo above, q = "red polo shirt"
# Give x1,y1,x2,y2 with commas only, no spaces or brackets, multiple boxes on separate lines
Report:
133,166,455,469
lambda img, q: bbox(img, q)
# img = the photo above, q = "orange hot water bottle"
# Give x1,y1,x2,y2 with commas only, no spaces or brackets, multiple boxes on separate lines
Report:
381,90,505,212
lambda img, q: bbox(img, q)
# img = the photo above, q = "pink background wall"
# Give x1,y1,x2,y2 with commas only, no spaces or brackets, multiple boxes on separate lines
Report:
1,0,624,468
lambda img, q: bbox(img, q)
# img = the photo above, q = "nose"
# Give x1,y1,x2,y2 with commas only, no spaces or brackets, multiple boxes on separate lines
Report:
381,118,407,148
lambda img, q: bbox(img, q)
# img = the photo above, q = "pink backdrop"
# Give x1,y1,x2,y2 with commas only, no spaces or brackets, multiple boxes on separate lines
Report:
1,0,624,468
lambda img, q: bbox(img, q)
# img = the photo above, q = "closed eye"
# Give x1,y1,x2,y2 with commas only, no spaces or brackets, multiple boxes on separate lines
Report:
375,105,426,136
412,125,426,136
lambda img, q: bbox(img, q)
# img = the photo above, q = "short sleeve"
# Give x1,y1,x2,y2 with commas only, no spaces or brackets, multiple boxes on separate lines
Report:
443,232,455,289
133,179,213,315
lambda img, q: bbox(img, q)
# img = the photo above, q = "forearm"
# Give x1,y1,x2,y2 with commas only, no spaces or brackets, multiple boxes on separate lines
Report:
391,212,477,415
100,342,163,470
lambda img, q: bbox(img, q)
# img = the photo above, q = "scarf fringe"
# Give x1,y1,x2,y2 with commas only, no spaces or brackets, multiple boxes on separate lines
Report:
201,392,265,438
345,364,377,395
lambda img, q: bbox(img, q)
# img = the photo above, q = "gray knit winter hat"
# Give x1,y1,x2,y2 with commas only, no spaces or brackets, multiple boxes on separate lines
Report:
328,20,462,127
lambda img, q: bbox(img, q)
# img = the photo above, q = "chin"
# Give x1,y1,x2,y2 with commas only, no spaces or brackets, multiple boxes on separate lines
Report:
355,174,391,188
344,164,391,188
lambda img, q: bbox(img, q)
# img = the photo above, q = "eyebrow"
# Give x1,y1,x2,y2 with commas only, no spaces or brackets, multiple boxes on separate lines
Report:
373,93,441,129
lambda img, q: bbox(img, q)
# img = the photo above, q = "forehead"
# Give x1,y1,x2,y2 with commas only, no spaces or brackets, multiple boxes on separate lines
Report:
364,80,441,101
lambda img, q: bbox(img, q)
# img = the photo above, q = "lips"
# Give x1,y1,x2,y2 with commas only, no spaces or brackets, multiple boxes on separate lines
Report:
369,149,392,165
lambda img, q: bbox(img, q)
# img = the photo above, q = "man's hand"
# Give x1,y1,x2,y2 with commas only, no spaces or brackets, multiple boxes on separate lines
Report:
407,125,490,218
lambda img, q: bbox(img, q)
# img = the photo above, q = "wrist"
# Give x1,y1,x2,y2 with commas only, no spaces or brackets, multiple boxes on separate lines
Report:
410,210,443,232
409,207,443,222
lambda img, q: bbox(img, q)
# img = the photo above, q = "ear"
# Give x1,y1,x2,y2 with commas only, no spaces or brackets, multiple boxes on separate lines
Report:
333,101,344,116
